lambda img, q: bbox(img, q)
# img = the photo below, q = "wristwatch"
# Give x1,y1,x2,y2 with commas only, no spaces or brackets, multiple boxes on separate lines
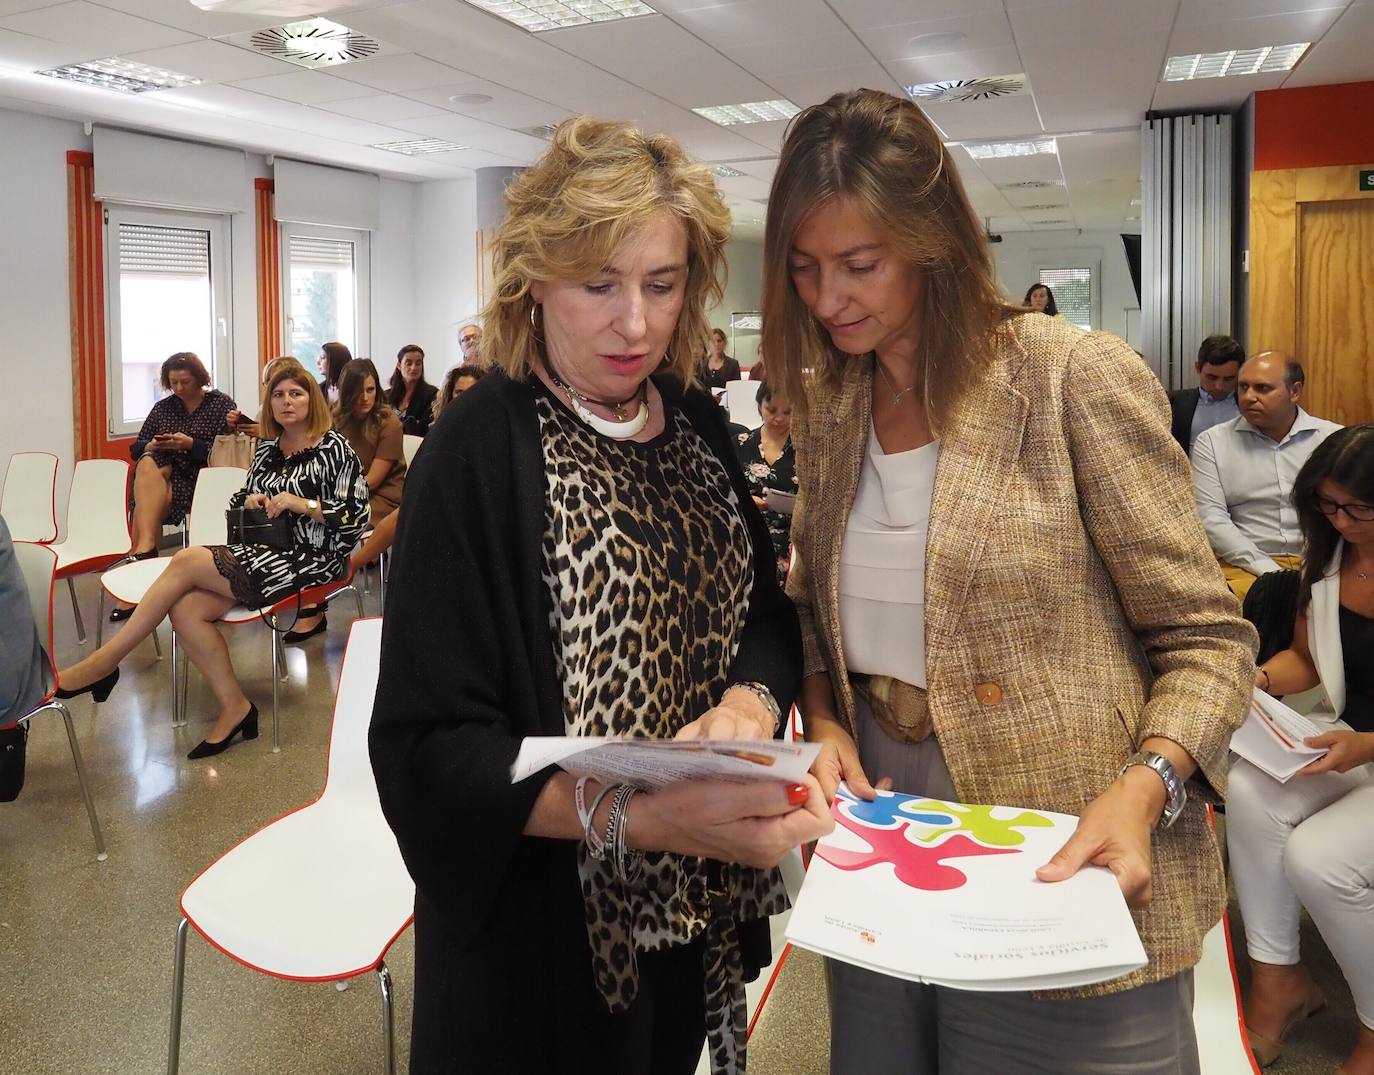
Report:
729,681,781,736
1119,750,1187,830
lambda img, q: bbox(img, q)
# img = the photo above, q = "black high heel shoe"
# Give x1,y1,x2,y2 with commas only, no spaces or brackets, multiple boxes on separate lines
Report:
187,704,259,760
55,667,120,703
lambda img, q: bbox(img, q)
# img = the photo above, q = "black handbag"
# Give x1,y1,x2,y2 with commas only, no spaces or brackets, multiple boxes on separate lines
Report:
0,723,28,802
225,506,294,551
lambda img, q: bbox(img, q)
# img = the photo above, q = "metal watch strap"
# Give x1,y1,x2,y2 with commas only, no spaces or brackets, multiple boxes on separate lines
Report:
1119,750,1187,830
729,681,781,735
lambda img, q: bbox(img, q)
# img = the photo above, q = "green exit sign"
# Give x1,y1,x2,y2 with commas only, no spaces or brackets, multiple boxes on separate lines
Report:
1362,169,1374,192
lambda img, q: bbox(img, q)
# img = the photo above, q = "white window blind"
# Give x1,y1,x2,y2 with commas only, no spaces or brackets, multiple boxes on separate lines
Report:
93,127,247,214
1039,266,1094,330
117,223,210,276
274,159,380,231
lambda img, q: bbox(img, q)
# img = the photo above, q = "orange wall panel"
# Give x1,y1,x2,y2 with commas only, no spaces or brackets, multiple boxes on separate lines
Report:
1254,81,1374,171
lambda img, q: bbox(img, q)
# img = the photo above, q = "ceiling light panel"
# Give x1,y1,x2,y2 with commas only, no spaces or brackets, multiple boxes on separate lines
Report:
693,99,799,126
37,57,201,94
960,138,1058,160
372,138,468,155
712,165,744,177
1163,43,1309,81
465,0,657,33
251,18,381,69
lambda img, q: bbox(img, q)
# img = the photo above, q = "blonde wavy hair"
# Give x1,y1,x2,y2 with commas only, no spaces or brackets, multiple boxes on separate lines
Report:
762,89,1016,430
481,116,731,384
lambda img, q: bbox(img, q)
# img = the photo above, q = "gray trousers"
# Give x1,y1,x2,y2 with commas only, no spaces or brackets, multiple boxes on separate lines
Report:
826,698,1201,1075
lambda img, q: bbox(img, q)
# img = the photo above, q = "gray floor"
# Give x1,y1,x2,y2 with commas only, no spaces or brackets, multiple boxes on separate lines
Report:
1,573,1360,1074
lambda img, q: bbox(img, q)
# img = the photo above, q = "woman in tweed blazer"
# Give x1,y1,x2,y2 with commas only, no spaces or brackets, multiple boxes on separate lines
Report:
764,90,1257,1073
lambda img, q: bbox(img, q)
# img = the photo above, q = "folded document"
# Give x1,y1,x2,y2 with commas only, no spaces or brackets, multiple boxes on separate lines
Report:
511,736,820,790
1229,689,1329,783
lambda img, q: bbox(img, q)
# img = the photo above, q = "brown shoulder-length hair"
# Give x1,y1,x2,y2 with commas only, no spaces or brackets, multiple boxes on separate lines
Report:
1293,424,1374,612
160,352,211,389
481,116,731,385
259,363,333,441
333,358,393,445
762,89,1015,429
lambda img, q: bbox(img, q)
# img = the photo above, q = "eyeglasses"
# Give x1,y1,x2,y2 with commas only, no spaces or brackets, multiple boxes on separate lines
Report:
1312,494,1374,522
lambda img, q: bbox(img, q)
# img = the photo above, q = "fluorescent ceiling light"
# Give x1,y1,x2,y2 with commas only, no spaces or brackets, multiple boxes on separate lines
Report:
712,165,744,177
1163,43,1308,81
372,138,468,155
959,137,1057,159
694,99,799,126
37,57,201,94
464,0,657,33
516,123,559,140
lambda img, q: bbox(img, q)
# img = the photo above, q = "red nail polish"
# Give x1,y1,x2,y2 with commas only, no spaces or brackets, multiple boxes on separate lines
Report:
787,783,809,805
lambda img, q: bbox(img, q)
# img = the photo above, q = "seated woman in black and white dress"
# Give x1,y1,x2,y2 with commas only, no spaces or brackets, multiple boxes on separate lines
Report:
55,364,369,760
735,381,797,587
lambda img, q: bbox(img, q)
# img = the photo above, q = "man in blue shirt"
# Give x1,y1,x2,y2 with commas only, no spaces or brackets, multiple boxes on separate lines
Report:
1168,334,1244,456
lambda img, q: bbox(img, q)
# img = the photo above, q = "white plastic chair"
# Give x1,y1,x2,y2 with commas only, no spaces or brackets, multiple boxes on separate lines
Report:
167,618,412,1075
10,540,107,860
2,451,59,542
49,459,131,645
401,434,422,468
726,380,763,429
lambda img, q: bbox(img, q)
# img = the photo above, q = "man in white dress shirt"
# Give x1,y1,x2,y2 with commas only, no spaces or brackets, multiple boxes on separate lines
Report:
1191,351,1341,600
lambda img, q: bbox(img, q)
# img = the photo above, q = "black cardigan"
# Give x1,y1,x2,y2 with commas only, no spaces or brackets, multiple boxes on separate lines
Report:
369,371,801,1071
1167,386,1199,456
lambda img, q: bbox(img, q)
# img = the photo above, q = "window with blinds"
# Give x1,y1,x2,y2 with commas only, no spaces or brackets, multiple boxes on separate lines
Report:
281,225,368,364
1037,266,1095,330
104,210,230,435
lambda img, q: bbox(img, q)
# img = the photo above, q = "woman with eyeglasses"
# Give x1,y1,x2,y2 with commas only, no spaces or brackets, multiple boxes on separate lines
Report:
1228,423,1374,1075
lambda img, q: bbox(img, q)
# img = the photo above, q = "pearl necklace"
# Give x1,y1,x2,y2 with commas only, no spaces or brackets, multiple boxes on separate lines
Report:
548,366,649,440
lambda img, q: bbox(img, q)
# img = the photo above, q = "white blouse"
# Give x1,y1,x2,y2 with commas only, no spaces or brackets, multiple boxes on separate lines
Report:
837,426,940,688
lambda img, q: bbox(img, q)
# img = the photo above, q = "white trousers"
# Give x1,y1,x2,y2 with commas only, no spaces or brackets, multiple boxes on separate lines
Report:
1226,752,1374,1029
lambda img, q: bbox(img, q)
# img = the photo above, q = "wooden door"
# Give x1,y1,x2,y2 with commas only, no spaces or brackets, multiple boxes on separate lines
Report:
1297,199,1374,425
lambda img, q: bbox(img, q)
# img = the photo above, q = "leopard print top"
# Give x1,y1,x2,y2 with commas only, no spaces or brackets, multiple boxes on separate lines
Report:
537,386,788,1075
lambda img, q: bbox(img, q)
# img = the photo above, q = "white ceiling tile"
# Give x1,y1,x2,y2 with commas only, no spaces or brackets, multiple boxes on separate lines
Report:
318,92,449,122
401,79,573,129
1281,1,1374,86
329,52,468,93
1150,70,1290,111
1056,130,1140,184
396,112,552,160
766,61,902,106
155,82,315,120
1009,0,1178,132
714,172,772,199
732,157,778,181
287,110,417,144
882,45,1027,87
922,93,1043,142
122,40,298,83
0,0,67,15
1166,7,1346,56
1174,0,1349,26
229,69,375,104
90,0,287,37
0,25,76,68
826,0,1007,31
542,14,776,109
726,33,872,78
0,1,198,55
852,11,1015,63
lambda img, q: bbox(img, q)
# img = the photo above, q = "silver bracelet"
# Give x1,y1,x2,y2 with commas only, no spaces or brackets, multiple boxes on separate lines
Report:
729,681,781,735
582,781,617,860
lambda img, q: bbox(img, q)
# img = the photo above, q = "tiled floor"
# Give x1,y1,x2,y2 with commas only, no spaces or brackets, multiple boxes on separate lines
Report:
2,574,1360,1074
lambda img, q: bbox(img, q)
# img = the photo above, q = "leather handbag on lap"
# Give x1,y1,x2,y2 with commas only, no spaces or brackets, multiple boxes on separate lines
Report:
225,507,293,551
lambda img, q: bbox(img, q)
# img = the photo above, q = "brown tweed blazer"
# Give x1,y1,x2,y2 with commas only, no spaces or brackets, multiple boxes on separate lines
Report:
787,313,1258,997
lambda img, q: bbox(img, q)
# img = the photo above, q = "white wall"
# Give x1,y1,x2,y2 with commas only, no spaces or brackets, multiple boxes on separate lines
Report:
991,229,1140,344
412,178,478,378
711,236,765,368
0,108,88,524
369,177,419,375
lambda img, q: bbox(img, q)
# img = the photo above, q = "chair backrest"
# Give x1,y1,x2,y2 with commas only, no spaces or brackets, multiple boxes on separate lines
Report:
2,452,59,542
1242,567,1302,665
11,540,57,689
187,467,249,547
402,434,422,468
726,380,763,429
62,458,131,551
321,618,385,802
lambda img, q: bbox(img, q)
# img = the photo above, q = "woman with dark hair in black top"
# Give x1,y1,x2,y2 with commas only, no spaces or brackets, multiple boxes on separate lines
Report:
1023,282,1059,317
1228,424,1374,1075
318,341,352,404
387,344,439,436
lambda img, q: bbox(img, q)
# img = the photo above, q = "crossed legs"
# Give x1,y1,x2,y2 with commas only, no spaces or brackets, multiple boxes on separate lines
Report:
59,546,251,743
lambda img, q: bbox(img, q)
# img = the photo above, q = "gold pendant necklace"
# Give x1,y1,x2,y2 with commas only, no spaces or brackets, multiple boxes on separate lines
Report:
876,361,918,407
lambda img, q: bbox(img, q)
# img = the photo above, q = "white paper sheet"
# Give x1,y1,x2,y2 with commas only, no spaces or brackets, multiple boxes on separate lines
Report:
1230,689,1329,783
511,736,821,790
786,787,1148,991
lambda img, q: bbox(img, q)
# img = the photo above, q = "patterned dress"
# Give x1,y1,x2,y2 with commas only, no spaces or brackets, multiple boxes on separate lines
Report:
735,428,797,587
130,388,238,525
536,384,788,1075
214,430,369,607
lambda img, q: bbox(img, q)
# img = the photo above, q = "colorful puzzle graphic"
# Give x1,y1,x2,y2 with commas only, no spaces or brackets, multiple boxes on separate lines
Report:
816,788,1056,891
